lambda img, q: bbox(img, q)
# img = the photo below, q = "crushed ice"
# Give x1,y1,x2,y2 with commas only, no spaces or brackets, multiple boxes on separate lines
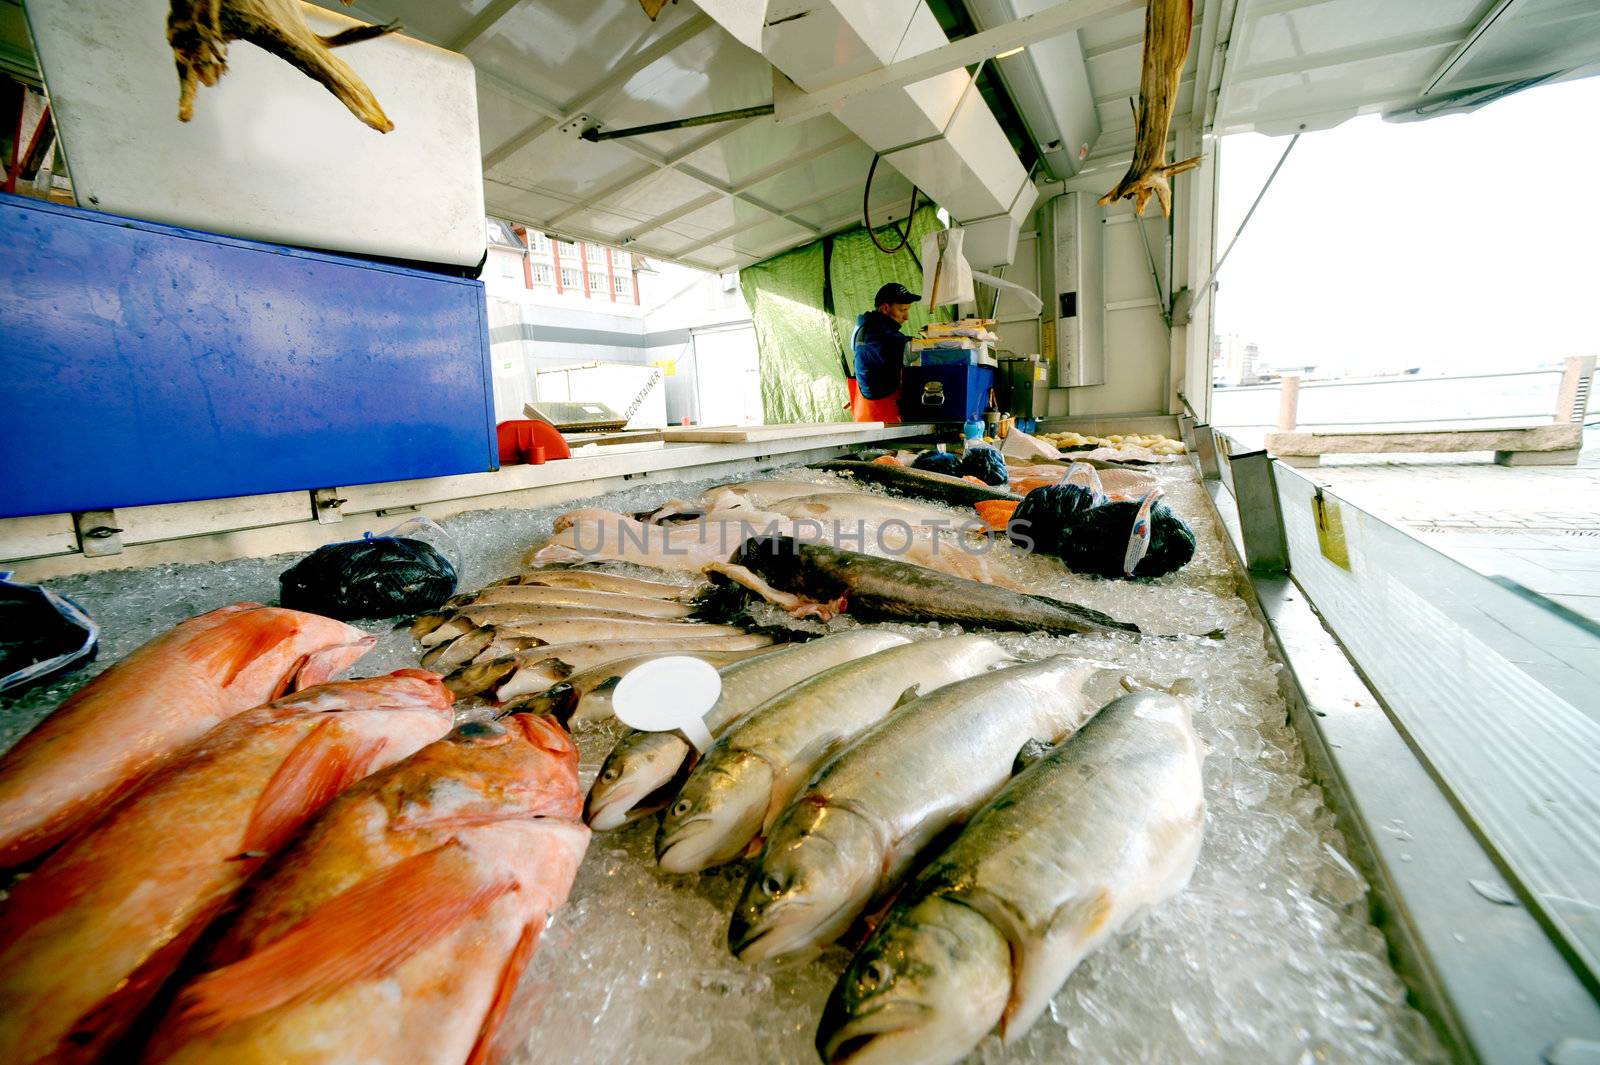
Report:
0,461,1444,1064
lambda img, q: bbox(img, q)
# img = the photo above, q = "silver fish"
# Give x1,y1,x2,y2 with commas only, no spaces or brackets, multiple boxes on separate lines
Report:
816,685,1205,1065
729,656,1127,962
583,632,910,830
506,569,690,599
494,635,775,701
418,625,493,673
655,636,1012,874
460,586,693,619
517,647,782,724
492,618,747,645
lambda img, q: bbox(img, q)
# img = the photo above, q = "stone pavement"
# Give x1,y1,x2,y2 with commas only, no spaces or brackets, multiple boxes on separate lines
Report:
1296,427,1600,626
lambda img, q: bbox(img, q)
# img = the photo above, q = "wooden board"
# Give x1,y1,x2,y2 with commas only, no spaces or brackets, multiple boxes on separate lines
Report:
1266,423,1581,457
659,422,885,443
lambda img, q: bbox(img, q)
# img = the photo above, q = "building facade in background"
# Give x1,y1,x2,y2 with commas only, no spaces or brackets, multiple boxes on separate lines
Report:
485,218,645,309
1212,333,1261,387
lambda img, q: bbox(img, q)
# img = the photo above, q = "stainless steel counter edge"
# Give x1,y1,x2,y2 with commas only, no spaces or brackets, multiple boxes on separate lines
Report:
1200,475,1600,1064
1,424,941,580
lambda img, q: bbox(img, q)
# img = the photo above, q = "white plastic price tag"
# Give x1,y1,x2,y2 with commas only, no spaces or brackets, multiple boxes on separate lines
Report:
611,657,722,752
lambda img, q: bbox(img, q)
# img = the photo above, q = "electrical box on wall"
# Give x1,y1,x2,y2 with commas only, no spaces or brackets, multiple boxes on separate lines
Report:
1038,192,1104,387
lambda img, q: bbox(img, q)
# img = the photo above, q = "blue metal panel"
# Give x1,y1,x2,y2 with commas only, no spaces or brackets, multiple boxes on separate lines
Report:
902,364,997,423
0,194,498,519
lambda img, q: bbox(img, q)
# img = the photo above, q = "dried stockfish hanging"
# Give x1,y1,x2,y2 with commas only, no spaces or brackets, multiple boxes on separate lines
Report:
1099,0,1202,217
167,0,400,132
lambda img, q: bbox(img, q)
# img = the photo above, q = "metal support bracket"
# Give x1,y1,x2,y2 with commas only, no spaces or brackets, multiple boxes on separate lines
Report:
73,509,123,557
1194,423,1221,481
312,488,347,525
1229,450,1289,575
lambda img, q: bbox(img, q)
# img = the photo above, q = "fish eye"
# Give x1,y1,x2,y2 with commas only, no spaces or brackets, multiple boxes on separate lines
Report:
859,958,892,993
671,799,692,818
600,767,619,781
761,874,783,897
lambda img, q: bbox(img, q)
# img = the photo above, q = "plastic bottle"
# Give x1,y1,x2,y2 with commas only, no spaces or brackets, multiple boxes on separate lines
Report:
962,416,984,443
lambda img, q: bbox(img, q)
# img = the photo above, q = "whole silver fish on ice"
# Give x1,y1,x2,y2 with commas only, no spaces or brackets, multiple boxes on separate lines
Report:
655,635,1012,873
729,656,1127,962
816,686,1205,1065
584,632,909,830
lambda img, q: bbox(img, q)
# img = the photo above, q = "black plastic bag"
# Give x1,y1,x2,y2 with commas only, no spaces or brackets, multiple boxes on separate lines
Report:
910,450,961,476
1010,484,1195,579
1,576,98,694
279,535,457,619
959,446,1009,486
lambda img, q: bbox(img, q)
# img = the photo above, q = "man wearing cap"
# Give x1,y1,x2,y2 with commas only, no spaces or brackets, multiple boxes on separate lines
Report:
848,282,920,424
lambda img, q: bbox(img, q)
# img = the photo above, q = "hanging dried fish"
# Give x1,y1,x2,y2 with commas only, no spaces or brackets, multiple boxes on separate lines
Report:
1099,0,1201,216
167,0,400,132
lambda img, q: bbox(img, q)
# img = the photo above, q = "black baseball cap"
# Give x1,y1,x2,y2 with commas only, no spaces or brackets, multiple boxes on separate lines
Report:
874,282,920,306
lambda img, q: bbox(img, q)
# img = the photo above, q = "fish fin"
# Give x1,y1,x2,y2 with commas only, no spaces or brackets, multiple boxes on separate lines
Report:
239,719,388,855
464,919,543,1065
893,684,923,709
1001,889,1115,1042
292,636,377,690
1119,676,1201,698
194,608,305,689
170,842,515,1034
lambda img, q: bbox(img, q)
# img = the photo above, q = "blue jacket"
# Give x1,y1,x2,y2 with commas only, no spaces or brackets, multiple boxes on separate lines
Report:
852,310,909,400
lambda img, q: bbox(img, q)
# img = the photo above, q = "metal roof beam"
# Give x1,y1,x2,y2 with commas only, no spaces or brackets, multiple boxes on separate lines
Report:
1232,27,1465,82
776,0,1142,126
446,0,522,51
482,12,714,169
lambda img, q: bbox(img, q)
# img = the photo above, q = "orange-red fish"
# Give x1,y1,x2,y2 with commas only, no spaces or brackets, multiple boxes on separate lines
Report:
0,603,374,868
0,670,453,1065
142,713,589,1065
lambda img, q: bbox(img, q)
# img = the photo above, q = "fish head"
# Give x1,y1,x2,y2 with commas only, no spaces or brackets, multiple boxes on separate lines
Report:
654,748,772,873
729,800,881,962
585,731,692,831
443,658,516,698
390,713,582,826
817,896,1010,1065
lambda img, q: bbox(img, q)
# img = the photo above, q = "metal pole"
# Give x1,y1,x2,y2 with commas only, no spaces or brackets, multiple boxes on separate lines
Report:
1192,132,1300,299
581,104,775,143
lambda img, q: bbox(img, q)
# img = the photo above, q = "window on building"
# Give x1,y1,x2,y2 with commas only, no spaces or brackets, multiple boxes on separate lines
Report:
587,271,605,292
529,233,548,253
585,242,604,260
531,263,553,285
558,241,578,256
560,268,579,289
613,275,630,296
499,256,516,278
611,251,630,270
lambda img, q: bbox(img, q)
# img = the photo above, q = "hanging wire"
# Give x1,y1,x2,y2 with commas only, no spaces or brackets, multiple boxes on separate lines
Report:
862,154,920,254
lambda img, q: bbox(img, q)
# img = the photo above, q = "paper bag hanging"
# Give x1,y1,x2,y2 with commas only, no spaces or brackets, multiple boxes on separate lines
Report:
920,228,975,307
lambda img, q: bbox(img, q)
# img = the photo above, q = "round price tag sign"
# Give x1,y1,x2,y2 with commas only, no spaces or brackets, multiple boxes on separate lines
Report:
611,656,722,751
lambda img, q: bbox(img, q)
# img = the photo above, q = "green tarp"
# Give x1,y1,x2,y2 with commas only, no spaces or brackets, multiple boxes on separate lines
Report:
739,206,950,424
738,241,844,425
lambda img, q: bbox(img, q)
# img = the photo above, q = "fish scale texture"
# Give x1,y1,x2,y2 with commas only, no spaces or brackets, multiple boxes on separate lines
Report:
1,463,1444,1065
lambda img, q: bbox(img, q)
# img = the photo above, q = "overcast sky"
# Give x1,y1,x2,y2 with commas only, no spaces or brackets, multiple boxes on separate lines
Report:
1213,75,1600,376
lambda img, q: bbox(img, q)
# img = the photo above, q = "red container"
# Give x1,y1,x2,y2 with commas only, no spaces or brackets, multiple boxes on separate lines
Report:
496,420,570,466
